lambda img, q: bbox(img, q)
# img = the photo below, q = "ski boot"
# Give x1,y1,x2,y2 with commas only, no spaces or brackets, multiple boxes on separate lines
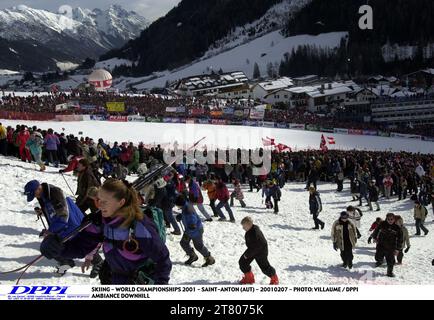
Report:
240,271,255,285
202,255,215,267
269,274,279,285
184,252,199,265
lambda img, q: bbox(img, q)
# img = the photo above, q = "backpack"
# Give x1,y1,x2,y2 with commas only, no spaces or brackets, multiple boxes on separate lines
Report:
143,206,166,244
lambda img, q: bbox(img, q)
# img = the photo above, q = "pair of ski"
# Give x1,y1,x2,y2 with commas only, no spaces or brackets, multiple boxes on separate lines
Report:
0,137,206,284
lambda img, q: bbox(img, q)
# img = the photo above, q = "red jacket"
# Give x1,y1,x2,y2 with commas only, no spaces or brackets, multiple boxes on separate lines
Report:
216,182,230,202
16,130,30,147
63,156,84,173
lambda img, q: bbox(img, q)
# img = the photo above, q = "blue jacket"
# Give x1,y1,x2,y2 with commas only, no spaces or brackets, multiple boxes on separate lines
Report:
37,184,84,238
309,191,322,214
44,134,60,151
60,214,172,284
180,203,203,238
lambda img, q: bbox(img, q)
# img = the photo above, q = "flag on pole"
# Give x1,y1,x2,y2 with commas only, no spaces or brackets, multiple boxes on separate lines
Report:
262,136,276,147
276,143,291,153
327,136,336,145
320,134,328,151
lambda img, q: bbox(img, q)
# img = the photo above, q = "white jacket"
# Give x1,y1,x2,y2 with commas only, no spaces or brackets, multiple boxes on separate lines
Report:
347,209,362,228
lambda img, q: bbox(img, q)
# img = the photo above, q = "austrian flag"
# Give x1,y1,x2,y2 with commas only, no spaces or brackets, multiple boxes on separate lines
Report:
327,136,336,145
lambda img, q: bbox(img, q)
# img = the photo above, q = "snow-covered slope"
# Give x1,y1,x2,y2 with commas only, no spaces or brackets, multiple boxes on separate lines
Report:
1,120,433,154
113,31,347,90
205,0,312,59
0,121,433,285
0,4,148,49
0,5,148,72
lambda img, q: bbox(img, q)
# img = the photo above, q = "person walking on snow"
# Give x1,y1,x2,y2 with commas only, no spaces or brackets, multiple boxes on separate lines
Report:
175,195,215,267
394,215,410,265
346,205,362,239
371,213,403,277
309,186,324,229
414,200,429,236
215,177,236,222
230,179,246,208
185,176,213,222
331,211,357,269
239,216,279,285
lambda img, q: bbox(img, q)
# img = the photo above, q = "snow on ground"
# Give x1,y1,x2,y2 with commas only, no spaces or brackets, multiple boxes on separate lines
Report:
1,120,434,154
0,155,433,286
114,31,347,90
0,121,433,285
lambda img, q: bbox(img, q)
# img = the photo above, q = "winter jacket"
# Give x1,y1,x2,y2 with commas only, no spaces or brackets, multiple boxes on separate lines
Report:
371,221,403,251
216,182,230,202
60,214,171,284
309,191,322,214
44,134,60,151
202,180,217,200
16,130,30,147
188,180,204,204
232,184,244,200
62,156,84,173
244,225,268,259
331,219,357,251
348,208,363,228
180,203,203,238
414,205,428,221
76,167,101,206
415,165,426,178
368,184,379,202
399,226,410,250
0,124,6,140
383,176,394,188
26,134,43,156
37,183,83,238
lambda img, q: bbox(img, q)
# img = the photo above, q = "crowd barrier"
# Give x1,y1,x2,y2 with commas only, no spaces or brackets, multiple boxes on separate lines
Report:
2,110,433,143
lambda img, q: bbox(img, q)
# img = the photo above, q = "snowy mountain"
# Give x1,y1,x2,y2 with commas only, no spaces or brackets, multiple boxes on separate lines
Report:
0,4,149,72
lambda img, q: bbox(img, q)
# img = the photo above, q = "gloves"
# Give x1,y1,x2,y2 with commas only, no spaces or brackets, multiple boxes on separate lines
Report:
188,224,197,230
176,214,182,222
82,211,102,226
40,233,64,260
333,243,338,251
34,207,43,217
368,236,372,244
59,169,65,173
404,247,410,253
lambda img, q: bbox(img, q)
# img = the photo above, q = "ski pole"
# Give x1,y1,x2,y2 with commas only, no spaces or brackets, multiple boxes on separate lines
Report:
60,172,76,200
0,219,92,278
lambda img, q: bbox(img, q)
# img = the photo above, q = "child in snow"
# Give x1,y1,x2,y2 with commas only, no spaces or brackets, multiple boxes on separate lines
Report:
175,194,215,267
239,216,278,285
230,179,246,208
394,215,410,265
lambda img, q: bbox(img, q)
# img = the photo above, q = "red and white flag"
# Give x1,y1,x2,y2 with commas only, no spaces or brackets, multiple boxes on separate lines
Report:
276,143,291,153
327,136,336,145
320,134,328,151
262,136,276,147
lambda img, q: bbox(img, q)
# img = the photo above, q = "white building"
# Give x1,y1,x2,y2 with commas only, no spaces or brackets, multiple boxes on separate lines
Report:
252,77,294,101
371,96,434,126
306,83,354,112
174,71,249,96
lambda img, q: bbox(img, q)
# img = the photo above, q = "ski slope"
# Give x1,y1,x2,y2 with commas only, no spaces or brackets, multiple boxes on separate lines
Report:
0,120,433,285
0,156,433,286
2,120,434,153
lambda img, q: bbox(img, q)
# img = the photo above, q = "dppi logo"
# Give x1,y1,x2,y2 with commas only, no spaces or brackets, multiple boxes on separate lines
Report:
10,286,69,295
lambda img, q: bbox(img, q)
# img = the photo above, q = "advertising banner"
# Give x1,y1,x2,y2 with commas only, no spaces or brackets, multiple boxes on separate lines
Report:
108,115,127,122
106,102,125,112
333,128,349,135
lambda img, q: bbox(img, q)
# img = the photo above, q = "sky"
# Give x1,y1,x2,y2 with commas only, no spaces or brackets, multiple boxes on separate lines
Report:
0,0,181,21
